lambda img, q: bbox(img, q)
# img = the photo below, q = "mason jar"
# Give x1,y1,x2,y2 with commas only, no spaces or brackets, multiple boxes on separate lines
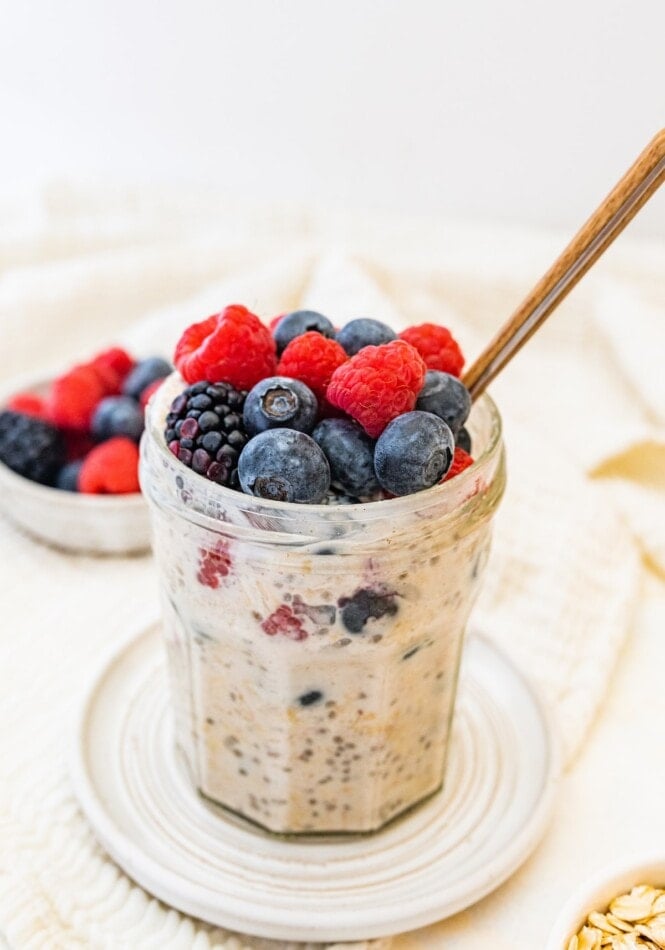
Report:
140,373,505,835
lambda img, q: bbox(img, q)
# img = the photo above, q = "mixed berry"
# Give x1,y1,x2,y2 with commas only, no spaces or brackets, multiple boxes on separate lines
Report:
165,304,476,503
165,381,248,488
0,348,171,494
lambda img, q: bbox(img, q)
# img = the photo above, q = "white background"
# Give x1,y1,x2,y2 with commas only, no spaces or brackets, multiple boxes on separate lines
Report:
1,0,664,236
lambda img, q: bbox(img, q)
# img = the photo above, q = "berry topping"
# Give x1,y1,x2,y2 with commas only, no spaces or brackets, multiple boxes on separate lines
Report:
48,365,106,430
92,347,135,393
243,376,318,436
261,604,308,641
122,356,172,400
91,395,145,443
197,542,233,588
272,310,335,355
416,370,471,435
0,411,65,485
55,460,83,492
6,393,48,419
297,690,323,707
78,437,140,494
238,429,330,503
336,318,396,355
338,587,399,634
276,332,348,407
174,305,276,389
164,381,248,488
443,446,475,481
326,340,426,438
374,411,454,495
312,418,378,498
398,323,465,376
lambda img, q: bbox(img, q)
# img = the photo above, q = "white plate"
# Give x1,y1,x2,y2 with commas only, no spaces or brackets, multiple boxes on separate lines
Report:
70,622,559,943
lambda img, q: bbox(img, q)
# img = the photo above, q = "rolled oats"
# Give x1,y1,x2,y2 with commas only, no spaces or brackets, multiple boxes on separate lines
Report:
569,885,665,948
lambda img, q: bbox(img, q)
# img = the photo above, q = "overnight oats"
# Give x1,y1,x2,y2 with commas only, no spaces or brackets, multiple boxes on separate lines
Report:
140,306,505,834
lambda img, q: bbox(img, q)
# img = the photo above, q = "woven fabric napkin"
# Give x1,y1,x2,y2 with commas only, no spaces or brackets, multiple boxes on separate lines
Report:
0,189,662,949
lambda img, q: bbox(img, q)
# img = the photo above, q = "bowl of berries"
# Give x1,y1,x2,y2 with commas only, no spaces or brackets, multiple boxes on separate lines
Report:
0,347,172,554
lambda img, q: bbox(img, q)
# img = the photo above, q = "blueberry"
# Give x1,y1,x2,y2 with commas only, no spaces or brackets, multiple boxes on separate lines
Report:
374,411,454,496
297,690,323,707
91,396,145,442
273,310,335,354
312,418,378,498
55,460,82,492
238,429,330,503
336,318,396,355
416,370,471,436
456,426,472,454
243,377,318,436
338,588,398,634
122,356,172,400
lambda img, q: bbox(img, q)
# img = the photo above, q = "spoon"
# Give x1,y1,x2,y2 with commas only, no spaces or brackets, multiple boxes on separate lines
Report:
463,129,665,400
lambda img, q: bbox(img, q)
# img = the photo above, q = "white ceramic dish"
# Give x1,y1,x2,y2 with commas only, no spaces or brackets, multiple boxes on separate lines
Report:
70,621,559,942
0,374,150,555
547,856,665,949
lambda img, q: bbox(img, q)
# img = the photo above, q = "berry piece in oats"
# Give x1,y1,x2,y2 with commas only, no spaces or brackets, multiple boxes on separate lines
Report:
338,587,398,634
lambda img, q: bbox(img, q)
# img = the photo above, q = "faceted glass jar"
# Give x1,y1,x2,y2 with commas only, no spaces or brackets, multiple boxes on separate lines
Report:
141,374,505,835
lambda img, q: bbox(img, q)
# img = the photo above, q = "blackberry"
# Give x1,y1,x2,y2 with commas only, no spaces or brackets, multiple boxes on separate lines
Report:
164,381,248,488
0,411,65,485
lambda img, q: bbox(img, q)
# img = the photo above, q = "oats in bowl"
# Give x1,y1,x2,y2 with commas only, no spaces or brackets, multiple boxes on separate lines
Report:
568,884,665,949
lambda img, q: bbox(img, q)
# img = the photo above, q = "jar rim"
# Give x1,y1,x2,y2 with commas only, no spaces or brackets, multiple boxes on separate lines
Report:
143,373,503,525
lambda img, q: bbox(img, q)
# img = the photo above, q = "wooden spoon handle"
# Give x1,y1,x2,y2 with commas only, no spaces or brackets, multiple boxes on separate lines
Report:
463,129,665,400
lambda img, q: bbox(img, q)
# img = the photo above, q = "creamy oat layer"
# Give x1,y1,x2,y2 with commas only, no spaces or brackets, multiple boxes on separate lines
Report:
153,504,490,834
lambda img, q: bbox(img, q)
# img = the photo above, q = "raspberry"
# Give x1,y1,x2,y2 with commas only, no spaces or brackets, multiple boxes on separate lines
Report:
277,331,348,407
268,313,285,331
398,323,465,377
78,437,140,494
6,393,48,419
326,340,426,438
443,447,474,481
174,305,277,390
48,365,106,430
91,347,135,394
92,347,135,381
197,542,233,588
261,604,308,641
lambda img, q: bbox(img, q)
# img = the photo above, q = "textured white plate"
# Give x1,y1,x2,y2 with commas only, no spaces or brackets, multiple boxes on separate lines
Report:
70,623,559,942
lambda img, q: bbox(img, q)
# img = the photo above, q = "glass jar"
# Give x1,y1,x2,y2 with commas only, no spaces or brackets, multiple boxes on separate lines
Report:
140,374,505,835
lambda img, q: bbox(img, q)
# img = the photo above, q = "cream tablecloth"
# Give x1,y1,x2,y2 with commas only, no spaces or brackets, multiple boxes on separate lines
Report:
0,189,663,949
